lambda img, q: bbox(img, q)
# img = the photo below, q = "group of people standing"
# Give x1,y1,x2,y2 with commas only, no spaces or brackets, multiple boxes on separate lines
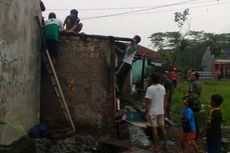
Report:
144,70,223,153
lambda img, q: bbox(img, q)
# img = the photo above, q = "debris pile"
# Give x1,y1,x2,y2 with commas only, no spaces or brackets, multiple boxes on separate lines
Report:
35,135,97,153
128,125,151,147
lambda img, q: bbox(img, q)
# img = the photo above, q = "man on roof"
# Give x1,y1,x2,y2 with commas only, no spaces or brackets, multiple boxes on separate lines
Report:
44,12,63,65
63,9,83,33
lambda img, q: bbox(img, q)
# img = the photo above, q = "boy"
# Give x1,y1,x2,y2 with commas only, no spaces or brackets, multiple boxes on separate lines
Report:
44,12,63,64
171,67,177,88
202,94,223,153
162,71,173,119
188,71,201,137
180,96,199,153
145,72,168,151
114,35,141,98
63,9,83,33
40,1,46,26
188,72,201,97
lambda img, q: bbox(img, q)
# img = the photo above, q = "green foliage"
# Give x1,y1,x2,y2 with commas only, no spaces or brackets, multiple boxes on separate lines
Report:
149,30,230,70
0,119,29,150
172,80,230,126
149,32,182,50
0,119,28,138
149,32,165,50
0,120,7,125
149,8,230,70
174,9,190,29
204,33,230,56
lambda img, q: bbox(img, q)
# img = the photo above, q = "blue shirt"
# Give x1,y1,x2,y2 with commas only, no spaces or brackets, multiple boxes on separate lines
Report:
182,107,196,132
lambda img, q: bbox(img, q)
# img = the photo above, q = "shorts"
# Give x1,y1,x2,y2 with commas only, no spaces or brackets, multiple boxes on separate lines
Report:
46,39,58,58
180,132,196,144
148,114,165,127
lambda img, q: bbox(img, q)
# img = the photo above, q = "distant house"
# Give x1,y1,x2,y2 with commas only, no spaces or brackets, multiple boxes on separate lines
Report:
201,47,214,72
135,45,159,59
213,48,230,78
131,45,159,91
114,42,159,92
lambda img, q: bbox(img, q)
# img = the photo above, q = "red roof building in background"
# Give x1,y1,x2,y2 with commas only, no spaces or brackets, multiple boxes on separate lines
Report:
136,45,159,59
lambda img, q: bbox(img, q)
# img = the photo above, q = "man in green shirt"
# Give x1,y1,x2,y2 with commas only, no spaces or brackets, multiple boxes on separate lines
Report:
44,12,63,64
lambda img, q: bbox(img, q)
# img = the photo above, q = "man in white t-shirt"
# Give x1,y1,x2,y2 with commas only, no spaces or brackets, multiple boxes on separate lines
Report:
145,72,168,151
114,35,141,98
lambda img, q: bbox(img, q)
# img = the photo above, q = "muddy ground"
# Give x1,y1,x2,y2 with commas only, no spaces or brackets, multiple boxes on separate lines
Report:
34,124,222,153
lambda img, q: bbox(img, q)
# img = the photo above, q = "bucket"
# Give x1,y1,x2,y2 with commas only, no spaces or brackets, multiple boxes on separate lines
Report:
127,112,143,122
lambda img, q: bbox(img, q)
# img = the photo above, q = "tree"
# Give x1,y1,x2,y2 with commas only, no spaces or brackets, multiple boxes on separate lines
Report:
149,32,182,69
174,8,190,31
149,8,230,70
149,31,230,70
149,9,191,70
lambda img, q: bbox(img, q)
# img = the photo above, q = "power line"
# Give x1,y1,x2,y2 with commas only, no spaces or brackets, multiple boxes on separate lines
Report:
81,0,197,20
46,6,156,11
45,0,229,11
47,0,230,21
123,1,230,16
46,0,196,11
80,0,230,20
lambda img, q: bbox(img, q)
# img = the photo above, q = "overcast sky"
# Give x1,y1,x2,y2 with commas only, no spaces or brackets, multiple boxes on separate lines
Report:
42,0,230,48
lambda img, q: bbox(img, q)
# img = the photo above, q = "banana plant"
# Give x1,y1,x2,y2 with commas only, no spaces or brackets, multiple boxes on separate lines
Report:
0,119,28,150
0,119,28,137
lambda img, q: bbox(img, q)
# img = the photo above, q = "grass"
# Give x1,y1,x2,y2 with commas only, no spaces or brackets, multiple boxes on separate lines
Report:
171,79,230,126
125,79,230,151
125,79,230,126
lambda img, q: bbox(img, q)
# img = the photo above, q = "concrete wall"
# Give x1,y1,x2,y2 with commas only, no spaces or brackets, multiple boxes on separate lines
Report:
0,0,41,144
41,34,116,134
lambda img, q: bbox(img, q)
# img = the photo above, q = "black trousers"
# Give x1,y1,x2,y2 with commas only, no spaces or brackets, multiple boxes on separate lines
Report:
115,62,131,98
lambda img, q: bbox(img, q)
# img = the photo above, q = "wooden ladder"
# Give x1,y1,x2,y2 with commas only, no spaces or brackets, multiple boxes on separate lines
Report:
35,16,76,132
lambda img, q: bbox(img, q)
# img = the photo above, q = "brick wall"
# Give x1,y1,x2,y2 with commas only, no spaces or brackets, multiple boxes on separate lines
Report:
41,33,116,135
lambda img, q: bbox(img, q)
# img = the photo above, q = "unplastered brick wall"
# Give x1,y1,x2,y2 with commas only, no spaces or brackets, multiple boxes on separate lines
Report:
41,33,116,134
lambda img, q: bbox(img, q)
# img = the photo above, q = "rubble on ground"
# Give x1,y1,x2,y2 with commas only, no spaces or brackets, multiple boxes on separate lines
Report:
35,135,97,153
